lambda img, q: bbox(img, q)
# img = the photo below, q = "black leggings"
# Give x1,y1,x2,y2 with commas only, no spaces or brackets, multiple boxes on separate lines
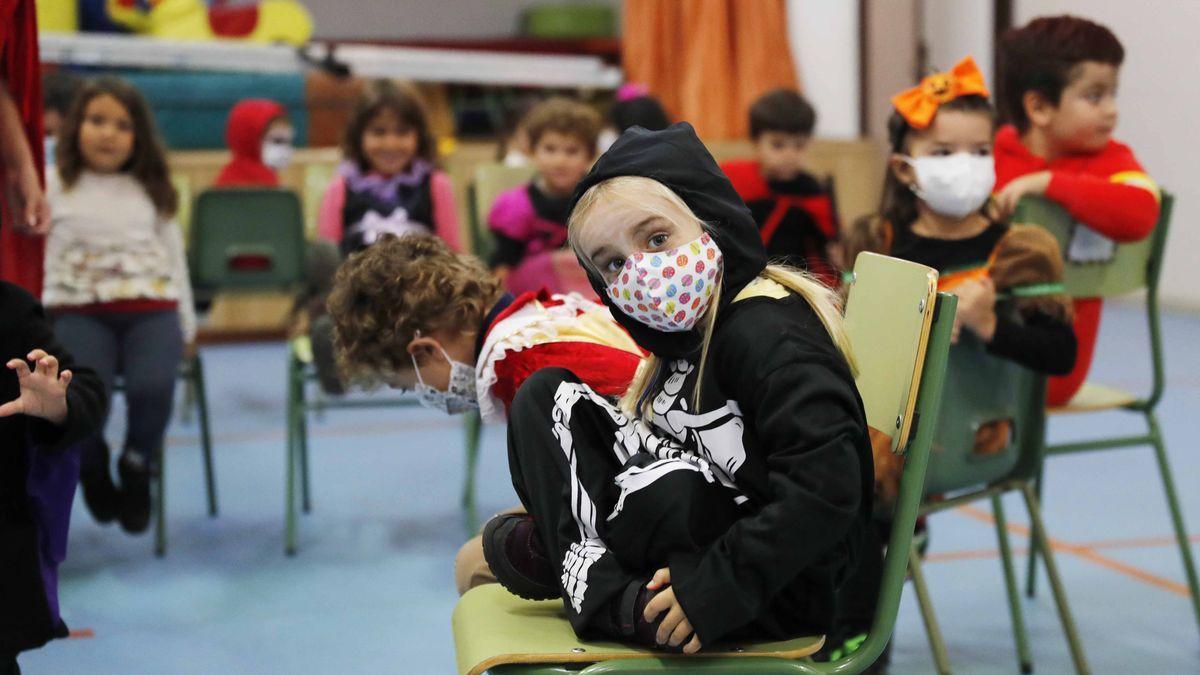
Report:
506,368,742,637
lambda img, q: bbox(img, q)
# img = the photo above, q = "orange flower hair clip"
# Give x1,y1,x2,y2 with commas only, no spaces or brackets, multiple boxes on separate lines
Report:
891,56,990,129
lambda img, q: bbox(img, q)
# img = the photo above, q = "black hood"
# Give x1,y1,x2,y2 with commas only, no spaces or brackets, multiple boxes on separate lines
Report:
570,122,768,357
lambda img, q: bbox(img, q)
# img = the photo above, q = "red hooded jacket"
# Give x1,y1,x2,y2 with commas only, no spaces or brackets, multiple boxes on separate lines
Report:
215,99,286,187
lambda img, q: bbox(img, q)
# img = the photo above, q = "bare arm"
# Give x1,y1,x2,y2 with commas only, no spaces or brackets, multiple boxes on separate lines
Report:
0,80,48,234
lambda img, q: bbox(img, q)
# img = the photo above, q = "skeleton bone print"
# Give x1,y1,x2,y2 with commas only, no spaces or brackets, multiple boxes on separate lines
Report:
549,359,752,613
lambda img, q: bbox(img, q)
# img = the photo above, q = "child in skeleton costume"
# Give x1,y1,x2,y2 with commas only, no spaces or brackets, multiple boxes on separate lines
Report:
324,235,645,594
481,123,873,653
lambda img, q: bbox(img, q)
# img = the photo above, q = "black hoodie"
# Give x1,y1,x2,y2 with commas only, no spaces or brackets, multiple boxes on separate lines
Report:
569,123,874,643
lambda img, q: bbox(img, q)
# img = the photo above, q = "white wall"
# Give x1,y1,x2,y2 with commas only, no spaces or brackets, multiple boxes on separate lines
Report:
786,0,860,139
308,0,620,41
1014,1,1200,309
921,0,992,78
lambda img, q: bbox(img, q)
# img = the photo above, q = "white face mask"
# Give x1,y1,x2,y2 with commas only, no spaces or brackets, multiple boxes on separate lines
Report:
261,140,294,171
606,232,723,332
411,341,478,415
905,153,995,219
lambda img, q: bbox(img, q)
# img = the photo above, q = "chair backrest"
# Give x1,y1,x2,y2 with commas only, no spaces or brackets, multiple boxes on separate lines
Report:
843,252,939,454
921,330,1040,495
468,163,538,260
190,188,306,290
836,252,957,673
1012,192,1174,298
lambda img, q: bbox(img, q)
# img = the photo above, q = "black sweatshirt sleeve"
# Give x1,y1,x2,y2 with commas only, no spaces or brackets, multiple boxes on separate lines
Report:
668,298,869,643
15,290,107,450
489,233,526,269
985,310,1077,376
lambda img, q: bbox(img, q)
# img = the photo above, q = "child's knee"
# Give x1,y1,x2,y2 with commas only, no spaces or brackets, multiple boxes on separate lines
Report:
454,535,495,596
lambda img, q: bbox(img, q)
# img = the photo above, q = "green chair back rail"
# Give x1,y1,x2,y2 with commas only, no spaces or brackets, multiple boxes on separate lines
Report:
467,164,537,262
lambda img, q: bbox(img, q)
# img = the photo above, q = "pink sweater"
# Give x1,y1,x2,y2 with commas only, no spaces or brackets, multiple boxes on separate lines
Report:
317,169,462,252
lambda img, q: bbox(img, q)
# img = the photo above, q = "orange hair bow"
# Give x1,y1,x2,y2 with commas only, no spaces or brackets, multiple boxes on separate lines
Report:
891,56,990,129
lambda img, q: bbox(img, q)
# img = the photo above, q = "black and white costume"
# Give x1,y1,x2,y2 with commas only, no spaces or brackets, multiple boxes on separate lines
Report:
505,123,874,646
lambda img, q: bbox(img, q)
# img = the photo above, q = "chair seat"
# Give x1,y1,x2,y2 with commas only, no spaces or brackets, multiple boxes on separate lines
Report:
1048,381,1138,415
452,584,824,675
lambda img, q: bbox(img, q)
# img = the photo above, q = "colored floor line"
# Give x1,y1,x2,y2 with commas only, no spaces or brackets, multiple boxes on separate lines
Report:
924,534,1200,563
953,504,1193,597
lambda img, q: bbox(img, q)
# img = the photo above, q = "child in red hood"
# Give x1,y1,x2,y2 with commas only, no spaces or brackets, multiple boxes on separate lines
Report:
215,98,294,187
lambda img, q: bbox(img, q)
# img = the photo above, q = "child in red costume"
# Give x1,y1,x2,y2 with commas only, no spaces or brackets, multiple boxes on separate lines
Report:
993,15,1160,406
215,98,294,187
721,89,840,287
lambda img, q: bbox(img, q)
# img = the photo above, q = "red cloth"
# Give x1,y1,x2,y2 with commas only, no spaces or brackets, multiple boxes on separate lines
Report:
214,99,285,187
0,0,45,296
721,158,839,286
994,124,1158,406
484,291,643,413
50,298,178,315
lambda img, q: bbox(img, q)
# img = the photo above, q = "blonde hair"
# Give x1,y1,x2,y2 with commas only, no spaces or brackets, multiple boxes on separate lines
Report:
567,176,856,419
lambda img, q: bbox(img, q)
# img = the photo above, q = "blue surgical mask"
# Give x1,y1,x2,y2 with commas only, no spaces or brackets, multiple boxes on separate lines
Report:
411,342,478,415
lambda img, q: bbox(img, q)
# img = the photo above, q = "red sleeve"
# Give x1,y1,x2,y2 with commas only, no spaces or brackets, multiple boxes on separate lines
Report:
720,159,772,203
1043,144,1159,242
491,341,642,412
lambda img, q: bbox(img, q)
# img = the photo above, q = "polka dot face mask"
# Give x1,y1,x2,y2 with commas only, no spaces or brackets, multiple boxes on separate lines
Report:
606,232,723,332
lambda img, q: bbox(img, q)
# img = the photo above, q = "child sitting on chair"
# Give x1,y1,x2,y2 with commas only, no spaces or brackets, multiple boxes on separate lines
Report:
991,15,1158,406
488,97,601,296
325,234,645,594
215,98,295,187
721,88,841,287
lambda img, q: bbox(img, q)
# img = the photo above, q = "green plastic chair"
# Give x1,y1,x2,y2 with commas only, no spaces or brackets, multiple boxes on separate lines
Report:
189,188,306,291
468,163,538,264
452,253,956,675
282,337,486,554
1016,194,1200,634
905,326,1087,674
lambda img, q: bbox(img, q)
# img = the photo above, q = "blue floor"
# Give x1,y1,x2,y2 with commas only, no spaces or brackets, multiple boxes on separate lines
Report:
20,302,1200,674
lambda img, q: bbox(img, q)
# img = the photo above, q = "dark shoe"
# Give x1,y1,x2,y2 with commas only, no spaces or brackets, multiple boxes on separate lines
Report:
596,579,688,652
481,513,558,601
117,451,153,534
80,441,120,524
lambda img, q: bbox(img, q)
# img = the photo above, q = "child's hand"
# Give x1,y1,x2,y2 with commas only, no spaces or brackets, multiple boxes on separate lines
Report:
644,567,702,653
990,171,1052,220
0,350,72,425
953,278,997,342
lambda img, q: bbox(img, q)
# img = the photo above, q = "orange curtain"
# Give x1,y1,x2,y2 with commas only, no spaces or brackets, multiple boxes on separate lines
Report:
623,0,800,140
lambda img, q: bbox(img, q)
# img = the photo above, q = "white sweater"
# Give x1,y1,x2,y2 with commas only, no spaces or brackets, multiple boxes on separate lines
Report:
44,170,196,342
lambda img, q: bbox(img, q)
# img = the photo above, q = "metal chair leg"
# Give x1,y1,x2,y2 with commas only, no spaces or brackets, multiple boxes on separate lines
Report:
908,547,952,675
1020,482,1089,674
299,375,312,515
154,452,167,558
285,356,300,556
461,410,482,535
1147,412,1200,635
192,354,218,518
1025,463,1045,599
992,494,1033,673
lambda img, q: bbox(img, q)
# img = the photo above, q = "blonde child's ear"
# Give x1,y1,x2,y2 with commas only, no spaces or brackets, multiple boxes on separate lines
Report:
888,153,915,189
1022,90,1056,129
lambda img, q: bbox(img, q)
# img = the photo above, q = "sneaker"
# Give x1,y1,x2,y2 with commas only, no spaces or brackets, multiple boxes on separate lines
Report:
480,513,558,601
596,579,688,652
80,440,119,524
117,451,152,534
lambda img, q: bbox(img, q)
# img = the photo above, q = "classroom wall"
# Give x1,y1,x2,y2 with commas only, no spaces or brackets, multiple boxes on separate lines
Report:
921,0,992,80
307,0,620,41
785,0,860,139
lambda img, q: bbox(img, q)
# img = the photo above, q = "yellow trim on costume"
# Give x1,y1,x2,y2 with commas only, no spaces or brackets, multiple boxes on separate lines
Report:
544,306,644,355
733,277,791,303
1110,170,1161,202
